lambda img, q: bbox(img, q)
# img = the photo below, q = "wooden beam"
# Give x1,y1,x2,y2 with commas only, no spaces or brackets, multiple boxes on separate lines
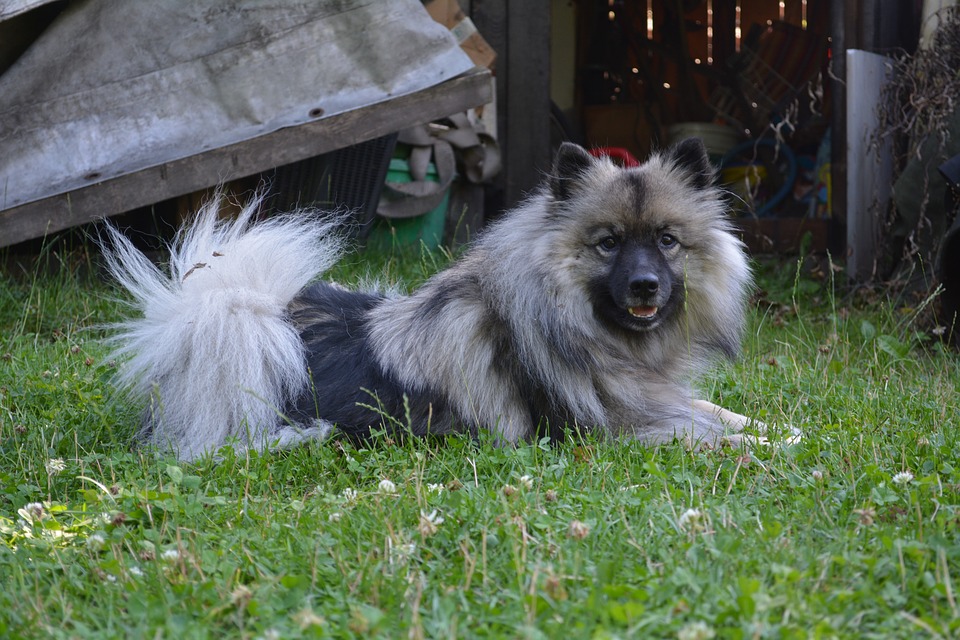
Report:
0,67,492,248
471,0,552,209
469,0,508,213
845,50,893,282
504,0,551,205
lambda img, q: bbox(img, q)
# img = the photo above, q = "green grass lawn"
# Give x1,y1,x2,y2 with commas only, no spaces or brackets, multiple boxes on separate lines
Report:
1,241,958,639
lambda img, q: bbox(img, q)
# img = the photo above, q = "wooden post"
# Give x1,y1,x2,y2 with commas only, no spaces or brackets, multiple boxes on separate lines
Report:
471,0,552,210
845,50,893,282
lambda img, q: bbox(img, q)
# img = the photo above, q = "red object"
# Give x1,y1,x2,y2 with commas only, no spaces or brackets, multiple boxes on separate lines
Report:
590,146,640,167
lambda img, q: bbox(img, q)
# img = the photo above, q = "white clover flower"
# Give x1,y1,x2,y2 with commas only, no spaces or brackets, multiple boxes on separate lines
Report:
678,508,707,533
328,512,342,523
378,479,397,494
19,502,46,523
128,566,144,578
567,520,590,540
892,471,914,485
45,458,66,475
341,487,358,503
678,620,716,640
519,475,534,490
294,608,325,629
86,533,106,550
854,507,876,526
160,548,181,562
419,509,444,537
812,470,824,482
231,584,253,605
427,483,445,495
386,538,417,566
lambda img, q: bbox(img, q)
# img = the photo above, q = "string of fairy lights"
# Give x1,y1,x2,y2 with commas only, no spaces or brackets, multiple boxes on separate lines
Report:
603,0,809,100
613,0,809,60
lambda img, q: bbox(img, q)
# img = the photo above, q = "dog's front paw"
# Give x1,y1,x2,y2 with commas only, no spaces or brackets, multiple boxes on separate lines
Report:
720,427,803,449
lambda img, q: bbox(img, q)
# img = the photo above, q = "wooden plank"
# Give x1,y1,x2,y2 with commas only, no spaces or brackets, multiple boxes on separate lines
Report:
0,67,492,248
471,0,552,209
505,0,551,206
845,50,893,282
829,0,847,246
469,0,508,212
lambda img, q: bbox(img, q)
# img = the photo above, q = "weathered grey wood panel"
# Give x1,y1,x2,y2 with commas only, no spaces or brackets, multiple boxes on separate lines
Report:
0,68,491,248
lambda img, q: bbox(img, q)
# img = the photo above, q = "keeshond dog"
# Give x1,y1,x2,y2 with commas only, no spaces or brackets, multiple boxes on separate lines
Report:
102,138,757,460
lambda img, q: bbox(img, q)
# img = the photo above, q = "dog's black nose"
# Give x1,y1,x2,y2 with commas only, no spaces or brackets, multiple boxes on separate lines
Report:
630,274,660,296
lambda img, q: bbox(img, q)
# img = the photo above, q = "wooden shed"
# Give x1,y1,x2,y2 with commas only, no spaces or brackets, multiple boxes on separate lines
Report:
0,0,494,248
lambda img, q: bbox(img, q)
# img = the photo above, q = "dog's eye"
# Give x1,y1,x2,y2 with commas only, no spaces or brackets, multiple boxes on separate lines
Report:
598,236,618,251
659,233,678,248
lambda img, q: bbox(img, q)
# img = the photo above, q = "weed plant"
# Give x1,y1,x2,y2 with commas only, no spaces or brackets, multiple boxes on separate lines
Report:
0,241,958,639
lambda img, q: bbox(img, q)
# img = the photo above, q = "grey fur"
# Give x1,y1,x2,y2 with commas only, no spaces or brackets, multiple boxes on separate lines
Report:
103,139,755,459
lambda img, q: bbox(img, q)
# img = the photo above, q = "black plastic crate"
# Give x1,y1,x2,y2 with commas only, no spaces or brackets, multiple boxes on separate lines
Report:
265,133,398,238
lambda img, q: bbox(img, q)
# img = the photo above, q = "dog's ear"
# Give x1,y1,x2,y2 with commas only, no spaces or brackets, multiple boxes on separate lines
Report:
666,137,714,189
550,142,595,201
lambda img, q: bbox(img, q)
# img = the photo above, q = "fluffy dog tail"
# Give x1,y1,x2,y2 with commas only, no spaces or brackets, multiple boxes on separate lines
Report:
101,195,343,460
